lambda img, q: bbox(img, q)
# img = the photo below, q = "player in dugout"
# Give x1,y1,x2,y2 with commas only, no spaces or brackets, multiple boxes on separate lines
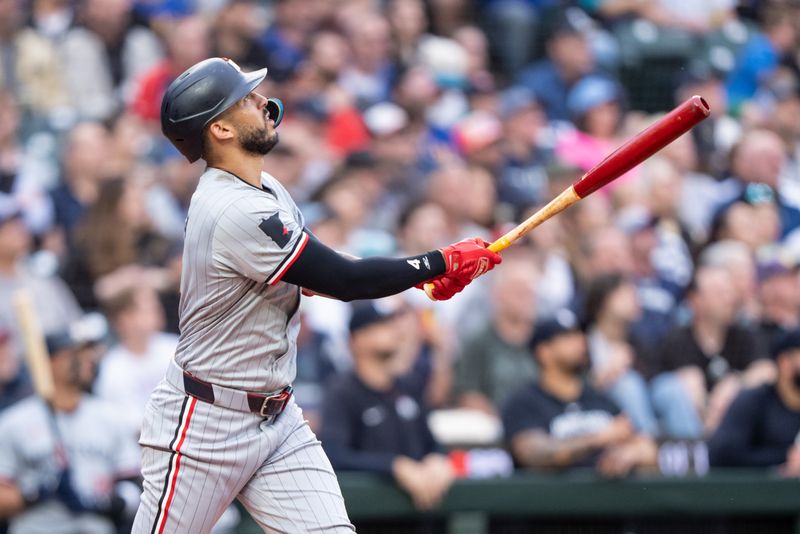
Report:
0,314,141,534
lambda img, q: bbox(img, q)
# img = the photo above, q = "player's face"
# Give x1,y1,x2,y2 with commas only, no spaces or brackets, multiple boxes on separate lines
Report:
234,91,279,156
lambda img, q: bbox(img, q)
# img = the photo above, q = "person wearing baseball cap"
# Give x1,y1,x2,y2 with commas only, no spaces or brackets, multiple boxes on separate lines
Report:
709,329,800,474
0,314,142,534
501,309,657,477
319,300,454,511
557,76,631,190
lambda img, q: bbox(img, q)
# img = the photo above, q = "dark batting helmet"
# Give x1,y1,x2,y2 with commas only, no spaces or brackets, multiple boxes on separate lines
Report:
160,57,284,163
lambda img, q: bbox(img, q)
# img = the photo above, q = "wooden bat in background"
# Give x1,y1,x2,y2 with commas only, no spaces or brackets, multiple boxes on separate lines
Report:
13,290,55,401
425,95,711,300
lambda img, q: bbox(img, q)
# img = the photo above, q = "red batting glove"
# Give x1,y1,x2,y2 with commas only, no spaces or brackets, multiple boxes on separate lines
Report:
439,238,502,280
415,275,470,301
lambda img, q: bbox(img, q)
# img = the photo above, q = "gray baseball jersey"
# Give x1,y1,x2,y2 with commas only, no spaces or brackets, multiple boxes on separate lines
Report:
175,168,309,391
0,396,140,534
133,166,353,533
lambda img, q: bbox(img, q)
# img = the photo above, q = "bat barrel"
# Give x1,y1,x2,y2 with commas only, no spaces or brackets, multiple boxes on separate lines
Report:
573,95,710,198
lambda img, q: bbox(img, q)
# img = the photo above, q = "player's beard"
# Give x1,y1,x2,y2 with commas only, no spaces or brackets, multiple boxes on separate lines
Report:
238,123,279,156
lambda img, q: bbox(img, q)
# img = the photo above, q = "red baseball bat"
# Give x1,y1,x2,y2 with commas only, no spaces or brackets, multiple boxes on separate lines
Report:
425,95,710,300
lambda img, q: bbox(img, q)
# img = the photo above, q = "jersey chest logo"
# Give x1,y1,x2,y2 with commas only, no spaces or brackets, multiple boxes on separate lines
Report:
259,212,292,248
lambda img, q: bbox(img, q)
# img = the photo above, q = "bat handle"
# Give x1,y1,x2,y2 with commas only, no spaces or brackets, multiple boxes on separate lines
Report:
423,236,511,301
488,238,511,254
422,186,580,301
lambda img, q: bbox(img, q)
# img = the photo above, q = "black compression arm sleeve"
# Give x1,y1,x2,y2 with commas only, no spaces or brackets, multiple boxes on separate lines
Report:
281,233,445,301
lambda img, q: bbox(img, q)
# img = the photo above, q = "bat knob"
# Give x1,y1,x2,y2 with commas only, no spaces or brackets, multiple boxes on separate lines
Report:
423,283,438,301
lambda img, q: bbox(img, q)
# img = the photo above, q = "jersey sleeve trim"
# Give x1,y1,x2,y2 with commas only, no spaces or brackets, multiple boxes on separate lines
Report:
267,231,310,285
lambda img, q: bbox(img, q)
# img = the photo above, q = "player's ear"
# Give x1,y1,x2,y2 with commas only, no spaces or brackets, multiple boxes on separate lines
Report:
207,120,235,142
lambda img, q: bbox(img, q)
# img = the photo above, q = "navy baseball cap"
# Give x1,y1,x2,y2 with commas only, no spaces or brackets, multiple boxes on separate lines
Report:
771,329,800,359
530,309,581,351
348,301,398,335
45,313,108,356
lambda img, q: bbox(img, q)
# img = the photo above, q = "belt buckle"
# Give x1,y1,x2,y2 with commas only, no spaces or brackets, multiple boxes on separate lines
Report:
259,386,293,418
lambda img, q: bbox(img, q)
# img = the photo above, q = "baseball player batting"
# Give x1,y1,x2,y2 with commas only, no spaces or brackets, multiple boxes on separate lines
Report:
130,57,501,534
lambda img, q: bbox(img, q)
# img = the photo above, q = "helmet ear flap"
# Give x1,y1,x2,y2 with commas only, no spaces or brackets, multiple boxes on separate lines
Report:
265,98,284,127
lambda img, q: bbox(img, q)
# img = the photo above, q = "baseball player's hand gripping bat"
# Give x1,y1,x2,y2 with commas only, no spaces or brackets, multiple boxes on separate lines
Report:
424,95,711,300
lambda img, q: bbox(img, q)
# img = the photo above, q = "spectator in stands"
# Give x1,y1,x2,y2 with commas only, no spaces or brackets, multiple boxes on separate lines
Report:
0,314,141,533
259,0,320,83
480,0,544,76
61,0,163,121
653,265,773,436
388,0,429,69
363,102,424,200
502,309,657,476
210,0,270,73
584,274,658,435
0,0,68,121
0,90,53,237
709,329,800,473
29,0,75,41
451,111,504,178
751,66,800,157
94,270,177,438
756,258,800,351
699,240,759,323
626,215,688,350
578,225,635,283
49,122,115,237
292,29,349,114
516,15,598,122
319,301,454,511
338,13,395,109
0,197,80,359
455,250,539,415
523,213,575,321
557,76,632,197
0,326,30,411
710,200,767,252
638,158,694,279
64,177,172,309
717,130,800,240
130,14,210,124
496,86,551,215
726,7,797,112
453,24,495,92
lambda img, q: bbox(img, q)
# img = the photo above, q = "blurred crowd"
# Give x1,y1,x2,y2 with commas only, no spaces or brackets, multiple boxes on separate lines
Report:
3,0,800,530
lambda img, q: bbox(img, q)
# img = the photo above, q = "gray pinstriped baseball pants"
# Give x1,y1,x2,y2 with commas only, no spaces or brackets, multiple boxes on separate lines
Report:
131,380,355,534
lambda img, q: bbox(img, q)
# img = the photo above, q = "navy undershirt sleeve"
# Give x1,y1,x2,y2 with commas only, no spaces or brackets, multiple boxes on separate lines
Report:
282,233,446,301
